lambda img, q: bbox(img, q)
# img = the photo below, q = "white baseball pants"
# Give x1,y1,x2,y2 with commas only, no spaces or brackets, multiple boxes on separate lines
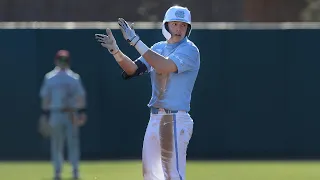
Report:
142,109,194,180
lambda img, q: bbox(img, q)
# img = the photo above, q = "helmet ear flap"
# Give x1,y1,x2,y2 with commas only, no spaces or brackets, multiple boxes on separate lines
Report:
186,24,191,37
165,22,169,32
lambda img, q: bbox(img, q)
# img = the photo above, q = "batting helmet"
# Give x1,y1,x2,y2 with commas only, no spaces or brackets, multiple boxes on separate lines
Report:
162,5,192,40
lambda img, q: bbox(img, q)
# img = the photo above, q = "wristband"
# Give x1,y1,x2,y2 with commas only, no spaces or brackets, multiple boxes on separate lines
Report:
134,40,149,56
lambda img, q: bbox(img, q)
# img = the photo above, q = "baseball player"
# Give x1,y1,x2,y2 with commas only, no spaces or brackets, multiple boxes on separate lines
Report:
39,50,87,180
95,5,200,180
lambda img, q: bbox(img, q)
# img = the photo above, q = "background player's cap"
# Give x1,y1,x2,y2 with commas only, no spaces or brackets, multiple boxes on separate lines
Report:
55,49,70,59
162,5,192,40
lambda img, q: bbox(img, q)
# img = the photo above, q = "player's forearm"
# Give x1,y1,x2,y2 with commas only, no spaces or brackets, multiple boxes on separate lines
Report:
113,51,138,75
135,41,176,74
142,50,176,74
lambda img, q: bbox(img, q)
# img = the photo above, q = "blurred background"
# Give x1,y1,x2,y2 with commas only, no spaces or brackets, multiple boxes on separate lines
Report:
1,0,320,22
1,0,320,179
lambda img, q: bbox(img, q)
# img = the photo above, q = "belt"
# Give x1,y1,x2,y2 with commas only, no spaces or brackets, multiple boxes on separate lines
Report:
50,108,75,113
150,107,179,114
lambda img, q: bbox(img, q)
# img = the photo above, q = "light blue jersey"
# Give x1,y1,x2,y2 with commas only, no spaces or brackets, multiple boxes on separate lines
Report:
39,67,85,178
40,67,85,111
139,37,200,111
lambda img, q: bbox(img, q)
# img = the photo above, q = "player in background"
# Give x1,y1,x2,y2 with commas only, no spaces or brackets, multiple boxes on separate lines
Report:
95,5,200,180
39,50,87,180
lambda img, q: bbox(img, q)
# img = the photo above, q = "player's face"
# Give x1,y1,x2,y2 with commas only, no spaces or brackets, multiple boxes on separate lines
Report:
167,21,188,43
55,56,69,69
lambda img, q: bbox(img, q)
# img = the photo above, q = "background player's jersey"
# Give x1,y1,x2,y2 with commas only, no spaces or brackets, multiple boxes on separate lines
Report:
40,67,85,110
139,37,200,112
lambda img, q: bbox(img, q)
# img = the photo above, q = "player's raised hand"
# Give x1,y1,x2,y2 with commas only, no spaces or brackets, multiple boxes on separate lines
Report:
95,28,120,55
118,18,140,46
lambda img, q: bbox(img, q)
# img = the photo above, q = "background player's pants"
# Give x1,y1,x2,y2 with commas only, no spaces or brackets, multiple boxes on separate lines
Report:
142,108,194,180
49,112,80,177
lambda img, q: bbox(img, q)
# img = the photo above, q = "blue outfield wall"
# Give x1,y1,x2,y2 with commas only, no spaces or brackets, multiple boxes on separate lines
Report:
0,29,319,160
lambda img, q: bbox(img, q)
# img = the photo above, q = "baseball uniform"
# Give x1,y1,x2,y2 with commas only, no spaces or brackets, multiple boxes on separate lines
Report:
139,37,200,180
40,67,85,179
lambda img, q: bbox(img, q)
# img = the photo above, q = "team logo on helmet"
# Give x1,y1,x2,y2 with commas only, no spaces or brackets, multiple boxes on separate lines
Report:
175,10,185,18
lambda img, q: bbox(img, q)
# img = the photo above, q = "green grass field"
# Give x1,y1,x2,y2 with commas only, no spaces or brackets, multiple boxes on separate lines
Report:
1,160,320,180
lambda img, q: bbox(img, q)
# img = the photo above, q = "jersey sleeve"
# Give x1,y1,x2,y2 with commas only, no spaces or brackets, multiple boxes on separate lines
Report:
169,45,200,73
